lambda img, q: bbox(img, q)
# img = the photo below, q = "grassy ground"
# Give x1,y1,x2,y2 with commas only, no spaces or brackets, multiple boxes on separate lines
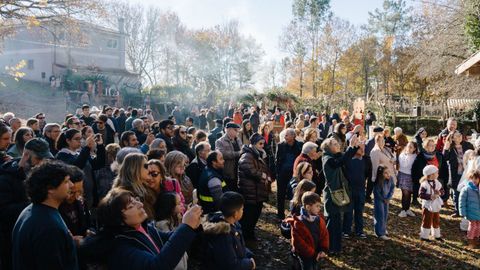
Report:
0,75,66,123
243,184,480,270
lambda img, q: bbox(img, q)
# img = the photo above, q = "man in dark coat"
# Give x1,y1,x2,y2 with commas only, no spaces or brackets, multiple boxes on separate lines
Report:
79,104,95,127
208,119,224,150
275,128,303,219
12,161,78,270
131,119,147,145
92,114,115,145
156,120,175,152
198,151,227,214
186,142,211,189
249,107,260,133
0,138,53,270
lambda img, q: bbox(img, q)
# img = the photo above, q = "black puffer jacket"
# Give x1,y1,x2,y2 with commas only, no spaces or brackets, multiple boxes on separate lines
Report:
238,145,270,204
443,141,474,188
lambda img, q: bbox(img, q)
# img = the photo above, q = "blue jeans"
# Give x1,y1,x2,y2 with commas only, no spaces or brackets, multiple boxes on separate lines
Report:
343,189,366,235
373,199,389,236
326,212,343,253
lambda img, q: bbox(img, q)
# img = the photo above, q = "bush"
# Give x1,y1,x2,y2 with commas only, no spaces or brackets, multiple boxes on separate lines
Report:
385,117,479,136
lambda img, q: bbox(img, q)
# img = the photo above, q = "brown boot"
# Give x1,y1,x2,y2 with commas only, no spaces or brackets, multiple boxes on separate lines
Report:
468,239,478,249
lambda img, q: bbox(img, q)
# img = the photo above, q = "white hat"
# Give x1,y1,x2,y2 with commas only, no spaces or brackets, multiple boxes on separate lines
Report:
423,165,438,176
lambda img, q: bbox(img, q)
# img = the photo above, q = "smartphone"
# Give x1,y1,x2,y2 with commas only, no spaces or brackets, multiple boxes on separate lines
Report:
192,189,198,205
94,134,101,142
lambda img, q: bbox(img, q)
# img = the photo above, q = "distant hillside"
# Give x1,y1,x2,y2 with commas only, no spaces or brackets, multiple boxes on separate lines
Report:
0,76,67,123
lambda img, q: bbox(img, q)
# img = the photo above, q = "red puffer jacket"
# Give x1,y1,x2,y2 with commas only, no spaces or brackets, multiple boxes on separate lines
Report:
286,215,329,258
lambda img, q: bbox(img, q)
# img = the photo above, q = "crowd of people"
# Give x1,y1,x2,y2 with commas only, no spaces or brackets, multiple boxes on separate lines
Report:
0,103,480,270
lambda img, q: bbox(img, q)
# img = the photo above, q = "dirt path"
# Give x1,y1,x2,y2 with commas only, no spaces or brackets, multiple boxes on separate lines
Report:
192,184,480,270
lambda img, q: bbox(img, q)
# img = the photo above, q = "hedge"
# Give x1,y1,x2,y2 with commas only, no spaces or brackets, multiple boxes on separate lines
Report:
384,117,479,136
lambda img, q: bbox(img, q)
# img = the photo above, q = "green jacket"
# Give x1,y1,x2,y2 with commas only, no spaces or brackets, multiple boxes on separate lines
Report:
322,146,358,216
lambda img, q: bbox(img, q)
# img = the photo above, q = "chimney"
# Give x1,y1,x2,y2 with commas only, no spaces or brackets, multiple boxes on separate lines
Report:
118,18,125,34
118,18,126,69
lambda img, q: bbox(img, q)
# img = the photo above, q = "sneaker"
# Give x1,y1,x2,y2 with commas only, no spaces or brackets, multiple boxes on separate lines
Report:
398,210,407,218
379,235,390,240
406,210,416,217
385,230,389,236
435,237,444,242
342,233,351,239
420,238,431,242
357,233,367,239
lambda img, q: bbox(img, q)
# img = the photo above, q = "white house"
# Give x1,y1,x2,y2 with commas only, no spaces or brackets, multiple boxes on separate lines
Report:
0,19,139,88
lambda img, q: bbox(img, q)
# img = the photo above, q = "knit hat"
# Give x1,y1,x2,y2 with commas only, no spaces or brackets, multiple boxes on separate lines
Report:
250,133,265,145
423,165,438,176
373,126,384,133
24,138,53,159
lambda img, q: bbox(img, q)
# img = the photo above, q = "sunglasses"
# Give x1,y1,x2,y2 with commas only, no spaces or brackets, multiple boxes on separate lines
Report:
37,117,45,120
149,171,160,177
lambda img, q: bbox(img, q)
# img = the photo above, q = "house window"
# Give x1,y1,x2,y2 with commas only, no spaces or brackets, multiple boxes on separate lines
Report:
27,60,34,70
107,39,118,49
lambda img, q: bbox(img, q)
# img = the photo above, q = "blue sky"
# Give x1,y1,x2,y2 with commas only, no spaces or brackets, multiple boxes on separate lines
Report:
136,0,386,60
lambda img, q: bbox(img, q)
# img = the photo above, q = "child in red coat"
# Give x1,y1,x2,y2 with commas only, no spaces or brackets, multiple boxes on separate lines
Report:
287,191,329,270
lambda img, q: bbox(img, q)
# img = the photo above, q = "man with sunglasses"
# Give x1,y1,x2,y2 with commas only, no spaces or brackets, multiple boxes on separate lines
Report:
93,114,115,145
65,117,82,131
156,120,175,152
34,113,46,133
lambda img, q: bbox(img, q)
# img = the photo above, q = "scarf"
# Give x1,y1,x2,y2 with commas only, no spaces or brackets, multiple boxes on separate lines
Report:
300,206,316,222
251,145,267,159
423,151,435,161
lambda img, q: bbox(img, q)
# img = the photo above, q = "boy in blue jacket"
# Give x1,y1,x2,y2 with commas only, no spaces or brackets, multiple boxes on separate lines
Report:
202,191,256,270
459,169,480,248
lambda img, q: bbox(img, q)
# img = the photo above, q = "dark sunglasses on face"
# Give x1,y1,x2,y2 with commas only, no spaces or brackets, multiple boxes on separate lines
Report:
149,171,160,177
